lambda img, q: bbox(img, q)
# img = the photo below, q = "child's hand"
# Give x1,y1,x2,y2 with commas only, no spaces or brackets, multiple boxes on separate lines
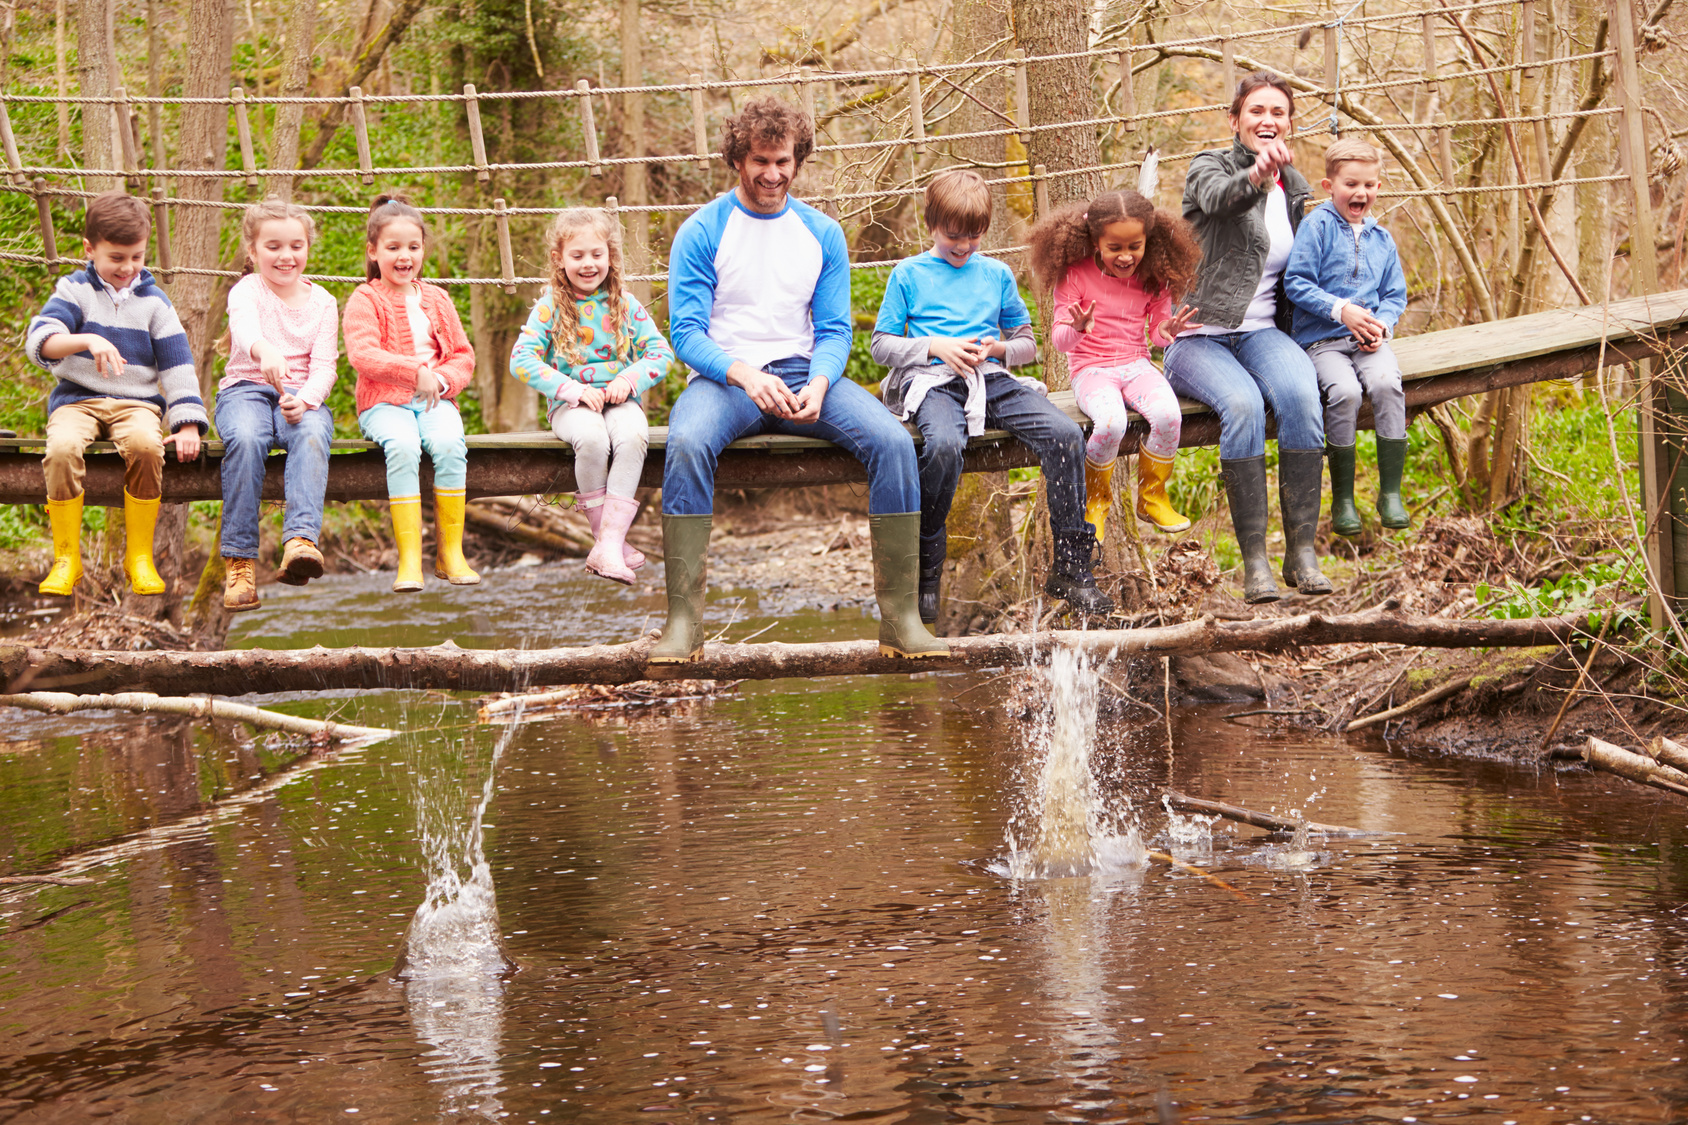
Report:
603,376,634,405
928,336,985,374
1158,304,1203,337
415,365,442,411
1357,338,1384,353
256,343,290,391
87,336,126,379
1065,301,1097,334
1340,303,1388,346
278,392,307,425
166,427,201,462
578,384,606,413
980,335,1007,361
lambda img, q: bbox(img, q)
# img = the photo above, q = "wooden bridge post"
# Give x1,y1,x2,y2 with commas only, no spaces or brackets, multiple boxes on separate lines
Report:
1011,48,1030,146
231,86,259,187
348,86,374,186
1611,0,1673,620
908,68,926,154
577,80,601,176
464,84,491,184
691,74,710,173
1219,25,1235,95
150,184,173,279
33,179,57,265
1116,47,1136,131
0,103,23,184
494,197,516,294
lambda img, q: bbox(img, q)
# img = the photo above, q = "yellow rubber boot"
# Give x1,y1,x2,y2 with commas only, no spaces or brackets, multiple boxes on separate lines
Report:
1083,459,1115,544
39,494,84,597
1136,450,1192,533
432,487,481,585
123,491,166,595
390,495,425,593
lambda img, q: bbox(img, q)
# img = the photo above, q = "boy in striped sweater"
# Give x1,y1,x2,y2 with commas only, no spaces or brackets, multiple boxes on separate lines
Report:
25,190,208,597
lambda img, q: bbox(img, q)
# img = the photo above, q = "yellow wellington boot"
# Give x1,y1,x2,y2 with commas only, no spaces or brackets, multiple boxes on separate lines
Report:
1083,459,1115,544
1136,449,1192,533
39,494,85,597
390,495,425,593
123,491,166,595
432,487,481,585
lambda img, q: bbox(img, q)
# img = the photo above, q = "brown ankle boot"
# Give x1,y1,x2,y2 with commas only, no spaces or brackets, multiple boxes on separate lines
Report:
277,537,324,586
223,557,261,611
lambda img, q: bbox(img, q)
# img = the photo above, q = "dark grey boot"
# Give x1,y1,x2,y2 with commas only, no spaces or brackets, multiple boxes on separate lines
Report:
1278,448,1333,595
1044,525,1115,619
1220,455,1281,604
918,529,945,626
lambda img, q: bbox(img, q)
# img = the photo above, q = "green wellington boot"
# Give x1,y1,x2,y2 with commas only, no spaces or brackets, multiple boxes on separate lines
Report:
1220,455,1281,604
648,514,713,663
1279,448,1334,595
1326,443,1362,537
1375,437,1411,530
870,513,950,658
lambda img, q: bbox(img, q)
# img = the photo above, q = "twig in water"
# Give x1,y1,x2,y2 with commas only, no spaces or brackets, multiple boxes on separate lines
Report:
1345,675,1474,732
1145,849,1251,901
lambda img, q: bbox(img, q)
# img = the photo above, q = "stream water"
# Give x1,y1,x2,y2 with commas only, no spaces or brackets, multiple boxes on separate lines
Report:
1,560,1685,1123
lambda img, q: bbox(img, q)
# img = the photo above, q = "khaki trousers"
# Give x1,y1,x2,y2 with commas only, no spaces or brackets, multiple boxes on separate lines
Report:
44,398,165,502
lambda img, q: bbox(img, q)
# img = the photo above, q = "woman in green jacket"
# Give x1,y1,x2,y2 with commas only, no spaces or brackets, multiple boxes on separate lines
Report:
1163,72,1331,604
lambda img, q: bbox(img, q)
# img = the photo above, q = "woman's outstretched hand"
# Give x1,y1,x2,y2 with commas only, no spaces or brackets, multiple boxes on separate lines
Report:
1247,139,1295,188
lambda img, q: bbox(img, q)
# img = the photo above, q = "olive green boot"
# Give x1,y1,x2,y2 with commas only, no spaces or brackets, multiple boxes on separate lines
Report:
870,513,949,658
1326,443,1362,537
648,514,712,663
1375,437,1411,530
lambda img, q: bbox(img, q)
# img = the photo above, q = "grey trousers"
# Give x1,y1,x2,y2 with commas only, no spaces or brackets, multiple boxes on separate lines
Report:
1308,336,1407,446
552,399,650,498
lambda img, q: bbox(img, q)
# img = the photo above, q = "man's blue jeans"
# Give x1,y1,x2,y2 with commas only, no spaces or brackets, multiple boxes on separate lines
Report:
1163,328,1324,459
215,381,335,559
662,358,919,515
912,372,1088,542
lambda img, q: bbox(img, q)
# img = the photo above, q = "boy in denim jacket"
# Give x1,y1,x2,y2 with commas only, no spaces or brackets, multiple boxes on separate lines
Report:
1284,138,1410,535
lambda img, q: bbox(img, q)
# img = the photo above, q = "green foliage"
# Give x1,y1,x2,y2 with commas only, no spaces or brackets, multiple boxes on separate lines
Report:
1476,560,1646,635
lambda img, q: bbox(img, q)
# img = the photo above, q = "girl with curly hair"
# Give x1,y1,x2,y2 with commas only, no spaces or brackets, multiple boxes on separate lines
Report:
509,207,674,584
1029,188,1202,539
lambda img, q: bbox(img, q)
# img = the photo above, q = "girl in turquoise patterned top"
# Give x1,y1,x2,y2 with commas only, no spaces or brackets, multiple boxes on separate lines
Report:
511,208,674,584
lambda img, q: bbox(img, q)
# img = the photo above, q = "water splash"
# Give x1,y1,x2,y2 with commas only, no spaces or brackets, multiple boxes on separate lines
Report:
395,722,519,1122
993,646,1146,879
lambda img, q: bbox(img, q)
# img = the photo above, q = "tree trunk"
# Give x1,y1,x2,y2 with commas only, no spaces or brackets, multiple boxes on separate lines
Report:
268,0,317,199
77,0,119,190
172,0,237,402
1010,0,1101,211
55,0,71,162
621,0,650,304
0,606,1596,696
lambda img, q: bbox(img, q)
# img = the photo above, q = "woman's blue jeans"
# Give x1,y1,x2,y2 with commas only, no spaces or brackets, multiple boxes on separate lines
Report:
1163,328,1324,458
215,381,335,559
662,358,919,516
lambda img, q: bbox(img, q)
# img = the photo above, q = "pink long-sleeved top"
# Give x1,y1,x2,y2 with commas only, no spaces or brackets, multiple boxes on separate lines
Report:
219,274,341,407
1050,258,1174,373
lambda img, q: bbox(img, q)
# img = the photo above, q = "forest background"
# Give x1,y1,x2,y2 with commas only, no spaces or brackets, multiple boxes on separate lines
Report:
0,0,1683,632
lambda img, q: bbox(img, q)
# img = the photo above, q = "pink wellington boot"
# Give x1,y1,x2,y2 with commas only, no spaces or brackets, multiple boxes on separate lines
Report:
578,488,645,570
584,494,641,585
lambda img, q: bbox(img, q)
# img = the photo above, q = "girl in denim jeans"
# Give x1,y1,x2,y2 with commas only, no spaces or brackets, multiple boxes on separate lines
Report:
215,199,340,611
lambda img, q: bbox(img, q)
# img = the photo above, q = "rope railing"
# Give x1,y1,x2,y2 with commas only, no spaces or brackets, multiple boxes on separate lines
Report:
0,0,1530,108
0,0,1654,292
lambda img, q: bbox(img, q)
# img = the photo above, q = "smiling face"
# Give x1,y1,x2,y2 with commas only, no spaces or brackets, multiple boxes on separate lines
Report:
1323,159,1382,224
734,137,798,214
1095,218,1147,279
252,218,311,292
559,230,611,297
932,226,983,269
84,238,147,291
1228,86,1294,153
368,218,427,291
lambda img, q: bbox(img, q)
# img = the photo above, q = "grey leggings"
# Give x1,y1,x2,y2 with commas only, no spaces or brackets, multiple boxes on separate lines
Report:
1309,337,1407,447
551,399,649,498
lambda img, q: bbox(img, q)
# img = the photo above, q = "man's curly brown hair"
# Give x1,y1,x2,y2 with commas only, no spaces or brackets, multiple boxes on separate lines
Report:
721,96,814,171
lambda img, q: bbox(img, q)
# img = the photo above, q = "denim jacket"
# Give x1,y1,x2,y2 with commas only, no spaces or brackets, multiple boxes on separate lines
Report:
1180,137,1312,332
1283,202,1408,348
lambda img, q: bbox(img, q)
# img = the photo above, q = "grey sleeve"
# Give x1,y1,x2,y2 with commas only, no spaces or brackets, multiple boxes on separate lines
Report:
869,330,931,369
1000,322,1038,368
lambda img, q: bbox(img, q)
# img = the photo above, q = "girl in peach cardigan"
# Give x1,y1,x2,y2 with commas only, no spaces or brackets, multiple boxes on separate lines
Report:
343,194,479,592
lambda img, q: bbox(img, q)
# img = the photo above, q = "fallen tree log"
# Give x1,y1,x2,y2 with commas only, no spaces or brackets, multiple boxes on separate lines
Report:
1161,789,1374,837
0,691,396,743
0,606,1591,697
1583,737,1688,797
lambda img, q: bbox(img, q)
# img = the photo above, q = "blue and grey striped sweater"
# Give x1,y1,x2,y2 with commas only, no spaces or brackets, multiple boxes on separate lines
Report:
25,263,209,434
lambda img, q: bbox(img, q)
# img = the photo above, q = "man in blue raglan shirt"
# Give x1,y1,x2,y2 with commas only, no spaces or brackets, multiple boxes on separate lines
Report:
649,95,947,664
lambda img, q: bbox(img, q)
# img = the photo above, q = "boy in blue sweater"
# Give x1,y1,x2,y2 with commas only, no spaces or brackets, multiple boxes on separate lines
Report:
871,168,1110,625
25,190,207,596
1284,137,1410,536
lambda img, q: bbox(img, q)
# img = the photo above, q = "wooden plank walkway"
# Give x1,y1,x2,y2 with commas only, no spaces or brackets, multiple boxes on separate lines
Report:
2,289,1684,506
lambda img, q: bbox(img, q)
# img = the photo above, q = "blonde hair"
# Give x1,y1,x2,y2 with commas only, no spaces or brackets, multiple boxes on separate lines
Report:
218,197,316,356
1324,137,1383,179
544,208,631,367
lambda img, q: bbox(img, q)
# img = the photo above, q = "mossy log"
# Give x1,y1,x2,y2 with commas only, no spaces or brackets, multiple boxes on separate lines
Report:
0,606,1593,697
